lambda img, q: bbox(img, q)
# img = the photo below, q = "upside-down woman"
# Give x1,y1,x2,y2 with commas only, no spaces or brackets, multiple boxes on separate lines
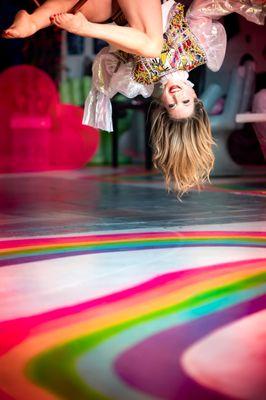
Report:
3,0,265,195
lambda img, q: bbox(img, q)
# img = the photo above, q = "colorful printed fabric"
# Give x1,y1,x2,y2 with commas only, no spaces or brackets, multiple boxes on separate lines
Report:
116,3,207,86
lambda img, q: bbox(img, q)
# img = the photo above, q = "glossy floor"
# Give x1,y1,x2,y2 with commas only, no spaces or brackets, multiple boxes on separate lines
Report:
0,167,265,400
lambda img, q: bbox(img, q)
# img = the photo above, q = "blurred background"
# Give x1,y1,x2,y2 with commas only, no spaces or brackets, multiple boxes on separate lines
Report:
0,0,265,174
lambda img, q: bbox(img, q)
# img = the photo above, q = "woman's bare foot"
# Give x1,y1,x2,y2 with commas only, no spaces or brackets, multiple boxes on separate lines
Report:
51,12,90,36
2,10,38,39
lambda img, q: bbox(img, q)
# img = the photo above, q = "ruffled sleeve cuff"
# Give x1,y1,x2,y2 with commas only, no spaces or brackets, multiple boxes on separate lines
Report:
82,86,113,132
187,0,265,72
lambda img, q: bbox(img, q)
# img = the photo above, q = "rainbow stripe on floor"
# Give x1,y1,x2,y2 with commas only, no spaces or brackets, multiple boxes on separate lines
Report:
0,230,265,266
0,230,265,400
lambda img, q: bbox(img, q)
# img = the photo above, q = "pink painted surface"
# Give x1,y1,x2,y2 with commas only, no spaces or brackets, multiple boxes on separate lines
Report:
0,65,99,172
182,311,266,400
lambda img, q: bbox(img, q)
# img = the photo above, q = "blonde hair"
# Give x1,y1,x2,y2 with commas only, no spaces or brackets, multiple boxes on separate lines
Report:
151,99,215,197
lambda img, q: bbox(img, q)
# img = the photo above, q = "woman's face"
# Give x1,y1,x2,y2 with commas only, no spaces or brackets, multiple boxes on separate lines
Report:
160,78,197,119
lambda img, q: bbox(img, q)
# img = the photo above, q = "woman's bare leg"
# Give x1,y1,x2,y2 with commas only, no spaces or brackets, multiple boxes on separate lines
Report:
3,0,77,39
117,0,163,45
51,0,163,57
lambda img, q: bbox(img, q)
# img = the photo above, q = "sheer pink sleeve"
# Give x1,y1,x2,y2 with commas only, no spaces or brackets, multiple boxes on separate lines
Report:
187,0,265,72
188,1,264,25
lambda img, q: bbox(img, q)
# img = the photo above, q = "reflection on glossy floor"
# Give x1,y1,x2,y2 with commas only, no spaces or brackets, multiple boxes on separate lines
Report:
0,167,265,400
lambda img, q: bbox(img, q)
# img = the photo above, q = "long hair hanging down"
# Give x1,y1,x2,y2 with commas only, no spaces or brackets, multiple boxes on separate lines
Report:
151,99,215,197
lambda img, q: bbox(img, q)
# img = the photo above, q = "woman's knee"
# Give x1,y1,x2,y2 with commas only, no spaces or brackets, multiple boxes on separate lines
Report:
142,37,163,58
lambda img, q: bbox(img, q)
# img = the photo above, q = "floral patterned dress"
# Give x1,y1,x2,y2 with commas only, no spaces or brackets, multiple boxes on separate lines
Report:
115,3,207,85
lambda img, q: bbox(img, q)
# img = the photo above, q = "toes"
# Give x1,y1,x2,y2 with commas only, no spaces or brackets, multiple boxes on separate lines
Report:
60,13,71,22
2,29,16,38
1,31,8,38
54,13,60,24
51,13,61,26
58,13,67,23
56,13,64,23
51,13,72,26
